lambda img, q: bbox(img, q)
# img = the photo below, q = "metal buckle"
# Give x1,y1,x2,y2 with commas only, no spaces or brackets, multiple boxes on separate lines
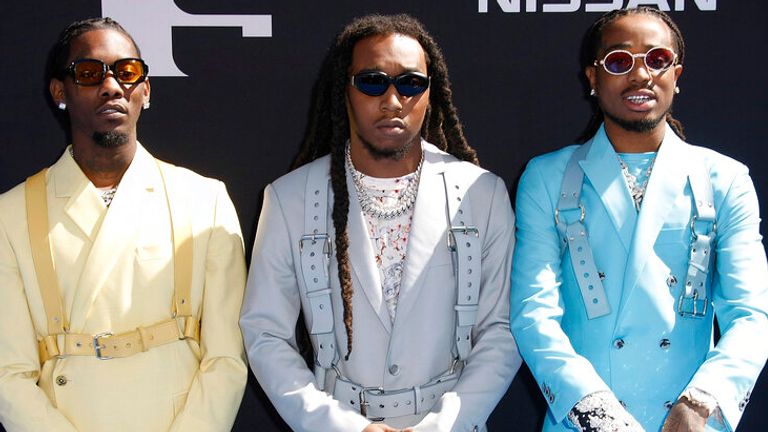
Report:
359,387,385,421
690,215,716,240
448,225,479,251
554,204,585,226
299,233,330,254
677,291,708,318
92,332,114,360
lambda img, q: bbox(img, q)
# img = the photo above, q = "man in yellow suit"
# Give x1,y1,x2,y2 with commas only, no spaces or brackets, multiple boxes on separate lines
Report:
0,17,247,431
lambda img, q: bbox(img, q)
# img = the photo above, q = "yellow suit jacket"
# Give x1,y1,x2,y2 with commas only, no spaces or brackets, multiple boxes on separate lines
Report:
0,144,247,431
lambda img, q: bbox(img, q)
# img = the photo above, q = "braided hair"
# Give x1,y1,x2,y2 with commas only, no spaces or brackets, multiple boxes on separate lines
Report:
292,13,477,359
577,6,686,143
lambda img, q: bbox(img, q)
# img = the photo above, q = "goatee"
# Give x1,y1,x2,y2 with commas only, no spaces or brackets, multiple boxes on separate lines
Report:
357,135,417,162
92,131,129,148
604,111,666,134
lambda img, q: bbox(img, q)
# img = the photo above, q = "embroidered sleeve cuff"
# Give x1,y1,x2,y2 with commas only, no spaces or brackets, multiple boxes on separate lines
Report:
567,391,643,432
680,387,724,426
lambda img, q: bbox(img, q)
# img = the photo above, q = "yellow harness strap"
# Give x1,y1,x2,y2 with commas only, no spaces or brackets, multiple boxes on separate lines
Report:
26,160,197,365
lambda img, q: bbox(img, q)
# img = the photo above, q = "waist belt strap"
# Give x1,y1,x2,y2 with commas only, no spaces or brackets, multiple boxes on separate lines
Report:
37,316,199,363
556,143,611,319
332,364,462,421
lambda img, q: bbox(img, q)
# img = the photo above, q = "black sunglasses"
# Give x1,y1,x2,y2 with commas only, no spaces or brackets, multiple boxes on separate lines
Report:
65,58,149,86
351,71,430,97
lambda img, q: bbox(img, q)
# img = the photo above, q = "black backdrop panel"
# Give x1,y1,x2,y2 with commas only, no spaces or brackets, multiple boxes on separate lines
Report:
0,1,766,430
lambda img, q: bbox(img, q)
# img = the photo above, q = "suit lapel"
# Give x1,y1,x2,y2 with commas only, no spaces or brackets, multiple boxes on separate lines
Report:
393,145,447,326
579,126,636,253
620,126,689,316
68,144,161,332
55,148,105,242
345,170,392,333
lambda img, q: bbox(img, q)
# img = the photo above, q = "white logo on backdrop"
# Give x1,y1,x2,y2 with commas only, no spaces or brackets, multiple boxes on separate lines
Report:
102,0,272,77
478,0,716,13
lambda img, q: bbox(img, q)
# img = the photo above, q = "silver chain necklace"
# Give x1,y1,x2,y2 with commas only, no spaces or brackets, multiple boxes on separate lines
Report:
617,154,656,211
346,143,424,220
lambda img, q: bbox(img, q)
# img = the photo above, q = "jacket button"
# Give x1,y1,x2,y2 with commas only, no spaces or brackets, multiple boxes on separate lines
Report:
664,400,674,410
388,364,400,376
613,338,625,349
660,338,671,349
666,275,678,287
55,375,68,386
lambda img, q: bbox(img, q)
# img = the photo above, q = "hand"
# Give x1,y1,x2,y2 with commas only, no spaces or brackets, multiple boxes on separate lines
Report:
661,398,708,432
362,425,414,432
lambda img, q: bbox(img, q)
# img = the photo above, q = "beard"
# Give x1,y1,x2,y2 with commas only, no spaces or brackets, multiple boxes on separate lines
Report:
356,134,418,162
92,131,129,148
604,110,667,134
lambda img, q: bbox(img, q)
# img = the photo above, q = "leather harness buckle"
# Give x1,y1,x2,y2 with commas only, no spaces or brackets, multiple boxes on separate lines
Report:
92,332,114,360
359,387,386,421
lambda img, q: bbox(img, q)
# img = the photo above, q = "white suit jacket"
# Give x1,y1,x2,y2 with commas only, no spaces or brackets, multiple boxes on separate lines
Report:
511,125,768,431
241,142,521,431
0,144,247,431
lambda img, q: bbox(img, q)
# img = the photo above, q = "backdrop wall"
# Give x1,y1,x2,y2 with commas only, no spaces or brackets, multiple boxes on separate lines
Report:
1,1,766,430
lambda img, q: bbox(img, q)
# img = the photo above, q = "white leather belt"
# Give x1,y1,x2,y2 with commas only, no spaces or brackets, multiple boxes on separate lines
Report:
332,364,461,421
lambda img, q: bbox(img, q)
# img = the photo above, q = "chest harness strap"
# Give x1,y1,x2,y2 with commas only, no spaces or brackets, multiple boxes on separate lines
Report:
299,160,481,419
557,144,716,320
679,164,716,318
556,143,611,319
27,161,198,365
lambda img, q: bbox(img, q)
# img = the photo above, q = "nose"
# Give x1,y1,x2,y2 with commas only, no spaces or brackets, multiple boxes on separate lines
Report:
379,84,403,114
99,70,125,99
627,57,652,85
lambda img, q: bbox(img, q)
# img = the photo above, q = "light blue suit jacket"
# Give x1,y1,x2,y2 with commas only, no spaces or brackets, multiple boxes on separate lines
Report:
510,124,768,431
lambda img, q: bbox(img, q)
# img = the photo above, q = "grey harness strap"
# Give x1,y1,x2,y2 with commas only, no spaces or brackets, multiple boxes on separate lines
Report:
556,143,611,319
300,161,336,390
442,172,482,361
298,157,481,418
557,143,717,320
678,163,716,318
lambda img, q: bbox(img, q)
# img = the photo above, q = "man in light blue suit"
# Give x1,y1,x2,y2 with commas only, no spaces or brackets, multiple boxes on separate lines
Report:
510,7,768,432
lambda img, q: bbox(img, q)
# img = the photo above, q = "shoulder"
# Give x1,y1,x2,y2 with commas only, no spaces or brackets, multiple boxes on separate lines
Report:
680,141,750,191
270,155,330,198
424,142,502,189
0,181,27,224
518,144,580,195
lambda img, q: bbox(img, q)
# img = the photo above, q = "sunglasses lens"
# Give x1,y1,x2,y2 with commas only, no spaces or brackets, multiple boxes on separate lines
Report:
603,51,634,74
394,73,429,97
353,73,389,96
73,60,105,85
114,59,146,84
645,48,675,71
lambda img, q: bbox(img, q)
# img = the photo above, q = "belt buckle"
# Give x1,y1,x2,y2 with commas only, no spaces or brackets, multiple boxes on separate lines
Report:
359,386,385,422
93,332,114,360
677,292,708,318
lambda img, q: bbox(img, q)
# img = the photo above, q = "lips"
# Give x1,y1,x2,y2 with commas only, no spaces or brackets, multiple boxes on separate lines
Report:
97,103,127,116
376,118,406,135
622,89,656,111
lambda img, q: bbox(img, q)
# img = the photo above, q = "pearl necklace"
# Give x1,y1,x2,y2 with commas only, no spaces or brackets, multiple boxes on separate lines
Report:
346,144,424,220
617,154,656,211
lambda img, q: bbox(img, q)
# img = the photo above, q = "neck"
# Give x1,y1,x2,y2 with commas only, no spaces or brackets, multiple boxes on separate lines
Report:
604,121,665,153
71,138,136,188
348,138,422,178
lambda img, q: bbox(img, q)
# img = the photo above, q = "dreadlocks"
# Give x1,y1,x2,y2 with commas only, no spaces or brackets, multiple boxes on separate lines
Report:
292,14,477,359
577,6,686,143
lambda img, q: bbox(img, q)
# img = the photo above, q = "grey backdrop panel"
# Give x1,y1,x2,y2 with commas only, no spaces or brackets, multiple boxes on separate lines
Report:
1,1,766,430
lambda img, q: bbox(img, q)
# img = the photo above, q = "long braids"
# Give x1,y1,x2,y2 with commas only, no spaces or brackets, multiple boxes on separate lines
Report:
292,14,476,359
577,6,686,143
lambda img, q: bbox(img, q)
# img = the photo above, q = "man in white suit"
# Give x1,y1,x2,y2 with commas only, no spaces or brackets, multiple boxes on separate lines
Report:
510,7,768,432
240,14,520,431
0,18,247,431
